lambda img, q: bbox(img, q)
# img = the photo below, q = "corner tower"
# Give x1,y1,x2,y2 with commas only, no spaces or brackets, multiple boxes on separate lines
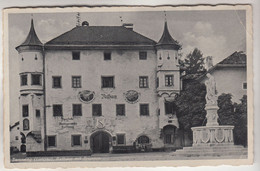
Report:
156,20,182,147
16,19,44,153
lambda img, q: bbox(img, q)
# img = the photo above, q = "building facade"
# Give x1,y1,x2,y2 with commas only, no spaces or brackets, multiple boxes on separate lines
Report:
16,19,184,154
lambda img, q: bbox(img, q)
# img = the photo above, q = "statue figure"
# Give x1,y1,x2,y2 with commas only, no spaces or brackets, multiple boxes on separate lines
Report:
205,73,217,105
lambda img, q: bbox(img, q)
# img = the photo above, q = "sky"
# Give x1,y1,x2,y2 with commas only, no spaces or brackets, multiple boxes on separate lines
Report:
8,10,246,125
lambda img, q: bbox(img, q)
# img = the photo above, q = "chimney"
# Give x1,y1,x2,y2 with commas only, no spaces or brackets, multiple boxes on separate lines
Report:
122,23,133,30
205,56,213,71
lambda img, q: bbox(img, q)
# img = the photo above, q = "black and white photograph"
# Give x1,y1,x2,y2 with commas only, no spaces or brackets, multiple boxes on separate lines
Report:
3,5,253,168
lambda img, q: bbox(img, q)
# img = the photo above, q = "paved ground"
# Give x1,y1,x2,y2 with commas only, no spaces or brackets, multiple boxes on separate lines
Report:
10,151,247,163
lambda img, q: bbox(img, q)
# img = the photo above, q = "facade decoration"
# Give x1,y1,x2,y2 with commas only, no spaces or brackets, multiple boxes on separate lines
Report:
78,90,95,103
124,90,140,104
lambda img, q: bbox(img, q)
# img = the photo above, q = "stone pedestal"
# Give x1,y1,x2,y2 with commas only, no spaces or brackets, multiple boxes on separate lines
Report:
205,105,219,126
191,126,234,146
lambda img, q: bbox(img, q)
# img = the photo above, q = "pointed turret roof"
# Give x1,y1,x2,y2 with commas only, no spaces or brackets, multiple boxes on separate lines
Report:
156,21,180,50
16,19,42,51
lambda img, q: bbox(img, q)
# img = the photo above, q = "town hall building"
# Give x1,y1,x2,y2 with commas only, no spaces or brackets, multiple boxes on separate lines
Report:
16,19,184,155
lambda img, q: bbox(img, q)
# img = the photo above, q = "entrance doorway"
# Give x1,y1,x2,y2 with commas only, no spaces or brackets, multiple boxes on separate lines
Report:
163,125,176,144
20,144,26,152
91,131,110,153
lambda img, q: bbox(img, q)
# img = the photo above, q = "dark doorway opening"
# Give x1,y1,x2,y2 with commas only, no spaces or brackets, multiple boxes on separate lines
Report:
163,125,177,144
91,131,110,153
20,145,26,152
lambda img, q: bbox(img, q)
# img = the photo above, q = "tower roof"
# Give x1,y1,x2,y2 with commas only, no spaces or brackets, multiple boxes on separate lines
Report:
156,21,180,50
16,19,42,51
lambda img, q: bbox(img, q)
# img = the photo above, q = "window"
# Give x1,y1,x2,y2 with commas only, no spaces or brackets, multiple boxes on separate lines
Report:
15,136,19,140
71,135,81,146
36,110,40,117
104,52,111,60
20,74,27,86
165,101,176,115
53,105,63,116
165,75,174,86
156,77,159,88
47,136,56,147
23,119,29,131
117,134,125,145
102,76,114,88
116,104,125,116
72,51,80,60
139,76,148,88
72,76,81,88
73,104,82,116
243,82,247,90
140,104,149,116
22,105,29,117
92,104,102,116
139,51,147,60
52,76,62,88
31,74,41,85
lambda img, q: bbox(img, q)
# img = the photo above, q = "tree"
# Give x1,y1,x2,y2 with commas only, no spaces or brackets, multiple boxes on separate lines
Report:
181,48,206,75
217,93,235,125
234,95,247,146
175,81,206,139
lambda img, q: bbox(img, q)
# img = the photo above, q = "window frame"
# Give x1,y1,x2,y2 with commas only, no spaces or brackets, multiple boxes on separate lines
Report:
243,82,247,90
52,76,62,88
22,105,29,117
104,52,111,60
53,104,63,117
139,76,149,88
31,73,41,86
116,104,125,116
101,76,114,88
73,104,82,116
36,109,40,117
139,51,147,60
72,76,81,88
116,134,126,145
20,74,28,86
165,75,174,87
23,119,30,131
140,104,150,116
47,135,56,147
72,51,80,60
71,135,82,146
92,104,102,117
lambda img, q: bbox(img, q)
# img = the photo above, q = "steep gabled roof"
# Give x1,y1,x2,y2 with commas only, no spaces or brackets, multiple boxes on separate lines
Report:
156,21,180,50
196,51,247,82
16,19,42,48
45,26,156,46
218,51,246,65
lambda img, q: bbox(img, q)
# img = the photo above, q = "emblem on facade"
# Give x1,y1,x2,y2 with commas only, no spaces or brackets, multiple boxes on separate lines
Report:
78,90,95,103
124,90,140,104
96,117,105,129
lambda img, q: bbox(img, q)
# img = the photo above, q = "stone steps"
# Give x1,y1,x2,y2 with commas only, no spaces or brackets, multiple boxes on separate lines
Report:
171,145,248,158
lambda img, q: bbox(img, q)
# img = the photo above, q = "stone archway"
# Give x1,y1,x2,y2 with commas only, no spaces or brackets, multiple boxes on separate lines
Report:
90,131,111,153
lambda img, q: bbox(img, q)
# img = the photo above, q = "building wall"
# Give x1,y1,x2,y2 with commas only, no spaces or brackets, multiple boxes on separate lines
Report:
201,67,247,103
44,49,165,151
10,125,21,150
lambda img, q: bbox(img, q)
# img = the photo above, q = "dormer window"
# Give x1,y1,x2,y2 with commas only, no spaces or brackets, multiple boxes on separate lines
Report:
139,51,147,60
72,51,80,60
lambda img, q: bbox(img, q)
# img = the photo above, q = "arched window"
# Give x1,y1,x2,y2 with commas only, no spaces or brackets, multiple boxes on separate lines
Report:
23,119,29,131
137,135,150,144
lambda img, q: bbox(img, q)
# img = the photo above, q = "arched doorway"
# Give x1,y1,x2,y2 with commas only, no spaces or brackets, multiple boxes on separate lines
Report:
90,131,111,153
163,125,177,144
20,144,26,152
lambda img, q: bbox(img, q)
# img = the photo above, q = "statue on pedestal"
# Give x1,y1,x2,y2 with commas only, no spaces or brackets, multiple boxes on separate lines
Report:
205,73,218,105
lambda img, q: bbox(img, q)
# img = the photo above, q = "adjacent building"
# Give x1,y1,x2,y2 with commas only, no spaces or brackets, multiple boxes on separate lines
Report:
16,19,184,155
198,51,247,103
